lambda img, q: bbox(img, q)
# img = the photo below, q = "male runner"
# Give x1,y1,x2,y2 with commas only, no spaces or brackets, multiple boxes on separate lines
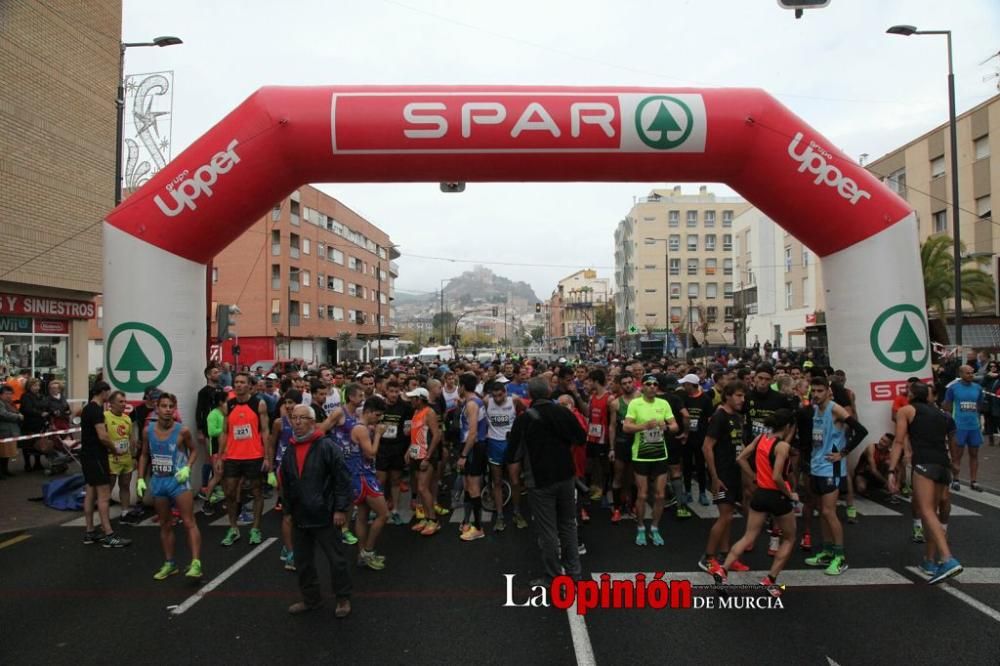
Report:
102,391,137,525
81,381,130,548
942,365,984,491
701,381,747,573
608,373,637,523
138,393,202,580
585,369,612,506
680,374,714,507
457,373,489,541
195,363,221,490
406,387,443,536
374,380,413,526
623,374,679,546
348,396,390,569
216,372,272,546
484,377,526,531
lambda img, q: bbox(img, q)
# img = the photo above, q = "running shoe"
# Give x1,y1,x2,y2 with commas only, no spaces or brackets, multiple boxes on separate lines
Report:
494,517,506,532
665,496,678,509
676,505,692,520
970,482,982,492
650,528,664,546
280,545,290,562
697,556,718,573
389,512,403,526
698,492,710,506
273,500,283,513
210,487,225,503
580,507,591,523
513,513,528,529
805,550,833,567
101,532,132,548
684,492,694,505
414,505,426,521
237,509,254,526
919,558,938,577
928,558,963,585
635,529,647,547
284,553,296,571
708,560,728,584
411,519,429,532
360,550,386,571
799,533,812,551
729,559,750,572
590,486,603,502
901,484,912,498
460,526,485,541
221,527,241,547
768,535,780,556
83,529,104,545
824,555,848,576
610,508,622,524
201,503,216,517
578,542,587,555
950,480,961,492
420,521,441,536
197,488,209,501
186,559,203,580
249,528,263,545
341,529,358,545
153,561,178,580
846,505,858,524
761,576,782,598
434,503,451,516
458,523,470,535
912,525,925,543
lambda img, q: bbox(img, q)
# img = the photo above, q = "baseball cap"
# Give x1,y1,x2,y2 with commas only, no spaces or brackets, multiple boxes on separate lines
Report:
641,373,659,385
405,387,430,400
266,372,278,380
143,386,162,400
493,374,510,384
679,373,701,386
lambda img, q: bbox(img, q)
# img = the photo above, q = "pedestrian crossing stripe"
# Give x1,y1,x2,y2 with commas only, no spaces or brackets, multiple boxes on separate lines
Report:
596,568,915,587
950,487,1000,511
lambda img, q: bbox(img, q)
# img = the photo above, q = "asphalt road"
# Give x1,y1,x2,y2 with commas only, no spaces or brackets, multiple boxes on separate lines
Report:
1,484,998,665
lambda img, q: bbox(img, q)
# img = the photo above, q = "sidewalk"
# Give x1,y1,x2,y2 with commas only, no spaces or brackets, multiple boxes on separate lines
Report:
0,460,84,538
965,442,1000,493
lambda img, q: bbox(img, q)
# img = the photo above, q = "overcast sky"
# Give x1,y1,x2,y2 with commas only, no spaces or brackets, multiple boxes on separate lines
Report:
121,0,999,298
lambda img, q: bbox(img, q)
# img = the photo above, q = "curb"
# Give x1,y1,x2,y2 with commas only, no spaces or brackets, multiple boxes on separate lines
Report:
0,528,27,542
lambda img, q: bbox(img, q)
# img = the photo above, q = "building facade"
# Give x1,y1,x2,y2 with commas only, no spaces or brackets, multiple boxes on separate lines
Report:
1,1,121,396
614,186,750,349
549,269,609,353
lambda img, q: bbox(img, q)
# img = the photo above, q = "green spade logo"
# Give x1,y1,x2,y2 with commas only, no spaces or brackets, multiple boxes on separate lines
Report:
635,96,694,150
106,322,173,392
869,305,929,373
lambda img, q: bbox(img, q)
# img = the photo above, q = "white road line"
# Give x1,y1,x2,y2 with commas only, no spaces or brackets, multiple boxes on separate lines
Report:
849,497,900,516
687,502,719,519
906,566,1000,586
950,488,1000,511
598,568,913,587
61,505,124,527
567,600,597,666
939,582,1000,623
169,537,277,616
448,507,493,524
946,504,980,517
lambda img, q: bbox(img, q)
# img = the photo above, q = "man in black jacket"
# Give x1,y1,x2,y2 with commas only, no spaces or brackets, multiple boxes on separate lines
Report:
281,404,352,617
509,378,587,584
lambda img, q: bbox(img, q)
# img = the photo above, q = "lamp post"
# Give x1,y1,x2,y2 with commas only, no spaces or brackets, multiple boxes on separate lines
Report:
116,36,183,205
887,24,963,344
645,237,670,353
439,277,454,345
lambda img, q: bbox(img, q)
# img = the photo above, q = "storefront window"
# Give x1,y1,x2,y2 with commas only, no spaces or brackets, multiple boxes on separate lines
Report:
0,331,69,383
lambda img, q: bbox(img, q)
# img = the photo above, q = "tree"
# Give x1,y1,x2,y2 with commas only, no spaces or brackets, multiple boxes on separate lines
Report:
530,326,545,342
115,334,155,385
921,235,995,320
431,311,455,331
594,302,616,337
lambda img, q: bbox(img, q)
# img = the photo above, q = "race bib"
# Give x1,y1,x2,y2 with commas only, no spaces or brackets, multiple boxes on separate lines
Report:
688,418,699,432
588,423,604,439
233,424,252,440
490,415,511,427
643,428,664,444
408,444,422,459
751,421,766,436
403,420,412,435
812,430,824,444
960,401,977,412
113,438,130,455
384,423,398,438
152,453,173,476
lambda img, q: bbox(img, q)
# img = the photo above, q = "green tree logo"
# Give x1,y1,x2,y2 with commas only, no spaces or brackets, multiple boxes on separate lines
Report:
105,322,173,393
869,305,929,373
635,96,693,150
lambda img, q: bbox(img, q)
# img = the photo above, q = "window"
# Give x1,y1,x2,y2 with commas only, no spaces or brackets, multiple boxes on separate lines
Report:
722,234,732,251
705,234,716,251
976,195,991,220
784,247,792,272
670,282,681,299
706,258,717,275
706,305,718,322
289,300,300,325
271,264,281,290
644,264,657,270
802,248,810,267
724,306,734,322
643,216,656,222
802,277,810,308
687,234,698,251
303,238,311,255
271,203,282,222
723,258,733,275
688,283,699,298
886,167,907,198
668,235,680,251
724,282,733,298
212,267,218,284
706,282,718,299
686,211,698,227
329,277,344,293
318,305,325,319
289,267,300,292
668,211,680,227
669,258,680,275
331,306,344,321
317,241,325,257
670,306,682,323
330,248,344,265
704,211,716,227
302,302,310,319
931,156,945,178
687,258,699,275
302,270,310,288
289,233,300,259
271,230,281,256
745,264,754,285
271,298,281,324
318,272,325,290
785,282,793,309
933,210,947,233
644,288,657,293
380,292,387,305
290,199,300,225
722,210,733,228
974,135,990,160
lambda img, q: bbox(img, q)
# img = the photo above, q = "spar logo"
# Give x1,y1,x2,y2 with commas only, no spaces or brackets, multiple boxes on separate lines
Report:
869,304,929,373
787,133,871,205
154,139,241,217
634,96,694,150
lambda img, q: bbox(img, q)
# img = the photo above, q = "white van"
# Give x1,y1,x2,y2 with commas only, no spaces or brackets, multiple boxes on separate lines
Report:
417,345,455,363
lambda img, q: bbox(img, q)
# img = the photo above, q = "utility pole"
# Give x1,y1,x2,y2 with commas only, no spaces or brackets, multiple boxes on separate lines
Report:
376,251,382,362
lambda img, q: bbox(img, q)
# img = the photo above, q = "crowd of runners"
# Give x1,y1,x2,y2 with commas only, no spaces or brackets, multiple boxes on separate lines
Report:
71,348,985,606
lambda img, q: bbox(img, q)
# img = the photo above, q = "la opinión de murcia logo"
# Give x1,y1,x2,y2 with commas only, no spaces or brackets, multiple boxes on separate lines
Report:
153,139,241,217
787,132,871,205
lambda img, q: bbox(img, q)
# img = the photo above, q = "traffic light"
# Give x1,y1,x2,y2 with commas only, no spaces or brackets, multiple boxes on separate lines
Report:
492,307,499,317
535,302,542,314
216,303,240,340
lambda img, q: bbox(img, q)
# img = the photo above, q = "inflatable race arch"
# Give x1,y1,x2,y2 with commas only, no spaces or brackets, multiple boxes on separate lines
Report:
103,86,930,440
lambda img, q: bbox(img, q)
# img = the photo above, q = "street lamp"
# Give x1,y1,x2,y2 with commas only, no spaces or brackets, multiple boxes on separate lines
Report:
645,237,670,352
887,24,963,344
439,277,454,345
116,36,183,205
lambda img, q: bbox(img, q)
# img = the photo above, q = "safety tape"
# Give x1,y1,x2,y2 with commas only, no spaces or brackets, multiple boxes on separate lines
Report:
0,427,80,444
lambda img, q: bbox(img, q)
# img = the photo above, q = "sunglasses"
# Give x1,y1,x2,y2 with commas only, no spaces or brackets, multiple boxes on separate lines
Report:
643,381,659,387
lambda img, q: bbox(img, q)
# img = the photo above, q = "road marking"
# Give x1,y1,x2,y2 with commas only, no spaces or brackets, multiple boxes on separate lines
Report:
849,497,900,516
946,504,980,517
0,534,31,549
904,565,1000,623
827,657,842,666
598,567,913,587
448,507,493,524
169,537,277,616
61,505,124,527
567,599,597,666
950,489,1000,511
209,495,279,527
906,566,1000,585
687,501,719,519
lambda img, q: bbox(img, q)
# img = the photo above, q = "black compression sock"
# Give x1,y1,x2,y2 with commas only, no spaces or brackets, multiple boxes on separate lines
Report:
471,496,482,528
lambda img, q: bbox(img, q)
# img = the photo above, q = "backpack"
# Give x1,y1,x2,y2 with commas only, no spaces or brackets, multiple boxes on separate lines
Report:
42,473,86,511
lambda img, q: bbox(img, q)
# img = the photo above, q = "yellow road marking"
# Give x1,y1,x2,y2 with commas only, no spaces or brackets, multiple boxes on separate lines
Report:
0,534,31,549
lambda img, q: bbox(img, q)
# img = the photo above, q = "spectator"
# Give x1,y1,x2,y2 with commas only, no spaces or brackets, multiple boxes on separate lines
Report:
19,377,48,471
0,384,23,478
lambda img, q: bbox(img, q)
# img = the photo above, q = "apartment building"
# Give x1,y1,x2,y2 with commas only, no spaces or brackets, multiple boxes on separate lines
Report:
0,1,121,396
548,269,609,352
614,186,750,348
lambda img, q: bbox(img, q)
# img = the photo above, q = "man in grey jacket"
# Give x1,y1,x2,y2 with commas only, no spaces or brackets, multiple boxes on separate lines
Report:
0,385,23,478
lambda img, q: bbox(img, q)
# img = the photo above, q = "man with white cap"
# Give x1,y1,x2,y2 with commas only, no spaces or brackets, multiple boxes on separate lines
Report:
680,373,715,507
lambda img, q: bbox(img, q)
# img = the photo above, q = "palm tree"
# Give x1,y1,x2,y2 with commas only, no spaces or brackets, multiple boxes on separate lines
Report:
921,235,995,320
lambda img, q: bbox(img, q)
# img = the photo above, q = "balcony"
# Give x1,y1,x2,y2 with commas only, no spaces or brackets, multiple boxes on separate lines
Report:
389,261,400,277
